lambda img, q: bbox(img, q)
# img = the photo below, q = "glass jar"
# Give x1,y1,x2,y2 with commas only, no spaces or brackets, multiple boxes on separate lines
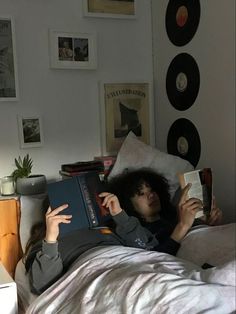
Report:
0,176,15,196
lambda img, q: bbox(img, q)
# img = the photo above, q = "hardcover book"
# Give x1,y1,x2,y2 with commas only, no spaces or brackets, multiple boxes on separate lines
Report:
47,172,110,237
178,168,213,219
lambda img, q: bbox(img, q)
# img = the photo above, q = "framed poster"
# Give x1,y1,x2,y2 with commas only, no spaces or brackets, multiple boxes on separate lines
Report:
49,30,97,69
100,82,150,155
83,0,136,19
0,17,19,101
18,116,44,148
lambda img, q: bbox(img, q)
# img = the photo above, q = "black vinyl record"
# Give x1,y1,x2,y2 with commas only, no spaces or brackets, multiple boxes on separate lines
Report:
167,118,201,167
166,53,200,111
165,0,201,46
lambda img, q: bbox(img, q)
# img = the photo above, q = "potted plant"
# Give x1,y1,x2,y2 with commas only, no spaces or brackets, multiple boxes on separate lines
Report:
12,154,46,195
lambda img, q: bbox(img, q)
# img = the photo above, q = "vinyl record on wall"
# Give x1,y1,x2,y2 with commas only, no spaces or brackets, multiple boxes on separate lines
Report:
167,118,201,167
165,0,201,46
166,53,200,111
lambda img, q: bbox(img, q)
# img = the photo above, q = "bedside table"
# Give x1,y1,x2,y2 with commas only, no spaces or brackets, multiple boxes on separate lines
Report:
0,261,18,314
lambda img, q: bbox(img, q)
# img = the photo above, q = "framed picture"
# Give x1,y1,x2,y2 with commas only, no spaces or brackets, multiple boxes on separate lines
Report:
100,82,151,155
49,30,97,69
0,16,19,101
83,0,136,19
18,116,44,148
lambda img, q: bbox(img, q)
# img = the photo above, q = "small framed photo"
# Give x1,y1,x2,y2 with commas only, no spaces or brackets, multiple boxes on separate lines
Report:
83,0,136,19
0,16,19,101
18,116,44,148
100,82,152,155
49,30,97,69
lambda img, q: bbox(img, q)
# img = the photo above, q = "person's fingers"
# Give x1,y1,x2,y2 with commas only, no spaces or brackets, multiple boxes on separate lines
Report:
99,192,110,197
104,196,116,209
47,204,69,216
179,183,192,205
102,194,115,206
48,214,72,219
211,195,216,209
182,198,203,209
46,206,52,214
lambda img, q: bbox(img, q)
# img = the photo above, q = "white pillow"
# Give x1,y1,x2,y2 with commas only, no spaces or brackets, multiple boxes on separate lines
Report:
108,132,194,198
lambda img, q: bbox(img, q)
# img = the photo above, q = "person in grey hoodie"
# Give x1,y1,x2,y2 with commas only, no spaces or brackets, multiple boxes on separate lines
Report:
25,169,221,295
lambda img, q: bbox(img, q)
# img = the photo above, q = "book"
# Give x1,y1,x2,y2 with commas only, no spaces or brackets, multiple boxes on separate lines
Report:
47,172,111,237
61,160,104,173
59,170,105,181
178,168,213,219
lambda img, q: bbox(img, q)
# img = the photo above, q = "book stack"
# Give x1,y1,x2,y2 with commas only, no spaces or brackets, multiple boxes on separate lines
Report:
94,156,117,177
59,160,105,180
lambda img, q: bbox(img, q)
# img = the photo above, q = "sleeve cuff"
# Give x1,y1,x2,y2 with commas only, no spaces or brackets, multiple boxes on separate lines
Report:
112,210,130,225
42,240,59,258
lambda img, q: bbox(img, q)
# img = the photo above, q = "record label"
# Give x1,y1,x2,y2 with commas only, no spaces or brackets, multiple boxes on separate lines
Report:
167,118,201,167
166,0,201,46
176,6,188,27
166,53,200,111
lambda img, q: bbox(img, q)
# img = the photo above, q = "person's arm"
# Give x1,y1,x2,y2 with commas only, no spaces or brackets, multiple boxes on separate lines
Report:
113,209,183,255
27,240,63,294
112,209,159,249
99,192,181,254
26,205,72,294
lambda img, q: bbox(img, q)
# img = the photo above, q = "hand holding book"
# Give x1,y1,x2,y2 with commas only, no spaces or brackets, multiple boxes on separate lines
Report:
198,196,223,226
99,192,123,216
45,205,72,243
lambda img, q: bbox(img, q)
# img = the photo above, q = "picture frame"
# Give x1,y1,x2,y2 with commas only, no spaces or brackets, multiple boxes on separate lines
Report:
83,0,136,19
0,16,19,101
49,30,97,70
17,116,44,148
100,82,153,155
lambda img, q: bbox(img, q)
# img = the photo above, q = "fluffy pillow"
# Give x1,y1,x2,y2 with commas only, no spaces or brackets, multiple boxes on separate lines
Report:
108,132,194,198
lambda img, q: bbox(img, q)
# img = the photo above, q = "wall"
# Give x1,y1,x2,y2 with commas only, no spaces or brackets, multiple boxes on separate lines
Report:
152,0,235,222
0,0,154,180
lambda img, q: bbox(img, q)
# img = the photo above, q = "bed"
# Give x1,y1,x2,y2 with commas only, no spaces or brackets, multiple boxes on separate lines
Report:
15,223,236,314
13,133,236,313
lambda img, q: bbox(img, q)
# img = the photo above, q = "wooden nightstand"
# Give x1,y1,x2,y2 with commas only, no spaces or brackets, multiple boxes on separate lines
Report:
0,197,23,277
0,261,18,314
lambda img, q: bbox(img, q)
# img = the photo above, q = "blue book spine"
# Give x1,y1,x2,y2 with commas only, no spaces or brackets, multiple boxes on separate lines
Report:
78,176,98,227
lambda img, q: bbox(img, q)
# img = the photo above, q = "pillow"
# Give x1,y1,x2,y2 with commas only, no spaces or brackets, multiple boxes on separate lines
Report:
108,132,194,199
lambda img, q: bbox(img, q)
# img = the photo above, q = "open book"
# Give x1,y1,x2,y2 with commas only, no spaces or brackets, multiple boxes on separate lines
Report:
47,172,111,237
178,168,213,219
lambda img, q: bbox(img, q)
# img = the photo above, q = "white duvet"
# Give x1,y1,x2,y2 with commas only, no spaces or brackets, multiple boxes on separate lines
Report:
19,223,235,314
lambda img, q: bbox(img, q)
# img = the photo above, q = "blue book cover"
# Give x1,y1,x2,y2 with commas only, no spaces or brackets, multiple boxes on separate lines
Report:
47,173,110,237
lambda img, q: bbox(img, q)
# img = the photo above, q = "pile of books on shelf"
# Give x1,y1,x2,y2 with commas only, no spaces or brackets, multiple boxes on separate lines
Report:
59,156,116,181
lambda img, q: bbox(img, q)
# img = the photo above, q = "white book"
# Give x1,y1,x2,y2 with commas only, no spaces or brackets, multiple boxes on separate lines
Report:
178,168,213,219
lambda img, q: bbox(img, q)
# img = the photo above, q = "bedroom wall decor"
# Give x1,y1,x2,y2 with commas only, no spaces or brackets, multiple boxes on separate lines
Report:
49,30,97,70
166,52,200,111
83,0,136,19
0,16,19,101
167,118,201,167
164,0,201,167
165,0,201,46
100,82,150,155
17,116,44,148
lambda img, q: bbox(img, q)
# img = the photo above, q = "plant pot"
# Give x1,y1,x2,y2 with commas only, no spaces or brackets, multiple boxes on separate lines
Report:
16,175,47,195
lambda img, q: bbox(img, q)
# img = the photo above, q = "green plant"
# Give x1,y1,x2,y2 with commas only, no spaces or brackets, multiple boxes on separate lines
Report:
12,154,33,181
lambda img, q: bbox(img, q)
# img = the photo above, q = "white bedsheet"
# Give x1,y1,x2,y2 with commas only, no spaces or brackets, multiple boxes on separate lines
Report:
16,223,235,314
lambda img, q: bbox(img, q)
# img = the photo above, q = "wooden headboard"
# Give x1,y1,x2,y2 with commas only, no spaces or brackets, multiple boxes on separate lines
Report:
0,199,23,278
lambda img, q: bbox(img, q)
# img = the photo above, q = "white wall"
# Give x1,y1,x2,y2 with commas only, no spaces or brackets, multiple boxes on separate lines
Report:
152,0,235,222
0,0,154,180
